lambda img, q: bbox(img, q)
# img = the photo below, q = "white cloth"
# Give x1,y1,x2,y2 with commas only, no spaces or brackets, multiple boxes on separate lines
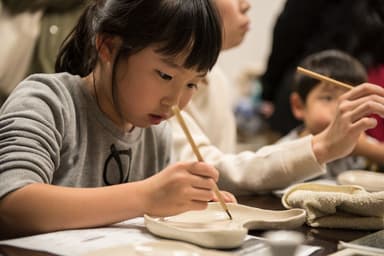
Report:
0,6,42,95
282,183,384,230
169,67,326,195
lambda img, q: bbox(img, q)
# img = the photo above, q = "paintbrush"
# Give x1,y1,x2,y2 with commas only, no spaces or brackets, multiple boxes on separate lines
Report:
171,105,233,220
297,66,354,90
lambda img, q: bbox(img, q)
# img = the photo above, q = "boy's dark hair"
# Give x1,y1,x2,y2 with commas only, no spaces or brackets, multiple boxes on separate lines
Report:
293,49,367,103
55,0,222,76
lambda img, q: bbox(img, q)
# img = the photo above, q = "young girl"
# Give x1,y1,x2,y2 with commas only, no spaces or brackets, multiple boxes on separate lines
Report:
0,0,235,238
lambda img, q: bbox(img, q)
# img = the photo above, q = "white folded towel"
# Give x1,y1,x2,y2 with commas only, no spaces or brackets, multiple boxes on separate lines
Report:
282,183,384,230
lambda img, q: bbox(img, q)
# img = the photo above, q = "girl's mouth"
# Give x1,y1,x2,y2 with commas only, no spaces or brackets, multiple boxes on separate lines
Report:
149,114,165,125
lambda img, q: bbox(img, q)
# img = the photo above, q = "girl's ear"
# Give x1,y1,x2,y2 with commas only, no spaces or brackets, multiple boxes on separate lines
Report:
95,34,121,63
290,92,305,120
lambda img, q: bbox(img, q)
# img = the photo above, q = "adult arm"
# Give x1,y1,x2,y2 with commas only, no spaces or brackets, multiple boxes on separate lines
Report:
170,83,384,195
170,113,325,194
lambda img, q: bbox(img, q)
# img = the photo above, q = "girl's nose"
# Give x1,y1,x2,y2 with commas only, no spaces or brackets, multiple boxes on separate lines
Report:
161,89,183,108
240,0,250,14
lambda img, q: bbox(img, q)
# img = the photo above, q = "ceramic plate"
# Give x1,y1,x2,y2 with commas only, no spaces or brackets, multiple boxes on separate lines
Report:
144,202,306,249
337,170,384,192
82,240,231,256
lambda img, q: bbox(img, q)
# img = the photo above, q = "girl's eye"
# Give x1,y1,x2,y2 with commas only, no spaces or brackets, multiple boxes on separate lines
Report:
157,70,173,81
187,83,198,90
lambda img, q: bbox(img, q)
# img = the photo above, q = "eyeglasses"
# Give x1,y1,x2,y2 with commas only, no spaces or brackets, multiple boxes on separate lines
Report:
103,144,132,185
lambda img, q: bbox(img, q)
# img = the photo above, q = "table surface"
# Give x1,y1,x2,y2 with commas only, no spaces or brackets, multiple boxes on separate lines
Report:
0,194,373,256
238,194,373,256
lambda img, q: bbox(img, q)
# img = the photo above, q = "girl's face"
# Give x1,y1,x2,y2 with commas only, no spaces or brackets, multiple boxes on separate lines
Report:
215,0,250,49
112,47,205,129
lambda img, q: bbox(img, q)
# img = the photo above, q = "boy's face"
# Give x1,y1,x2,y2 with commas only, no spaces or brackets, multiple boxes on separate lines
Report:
291,82,349,135
214,0,250,50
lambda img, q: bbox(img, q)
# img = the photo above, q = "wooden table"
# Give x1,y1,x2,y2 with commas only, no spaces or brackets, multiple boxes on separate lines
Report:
238,194,373,256
0,194,373,256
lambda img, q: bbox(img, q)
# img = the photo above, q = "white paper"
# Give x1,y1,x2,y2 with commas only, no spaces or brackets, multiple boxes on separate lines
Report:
0,218,156,255
0,218,321,256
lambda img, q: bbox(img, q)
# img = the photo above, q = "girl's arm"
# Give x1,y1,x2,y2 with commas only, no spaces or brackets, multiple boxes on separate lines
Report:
0,161,223,239
0,182,147,239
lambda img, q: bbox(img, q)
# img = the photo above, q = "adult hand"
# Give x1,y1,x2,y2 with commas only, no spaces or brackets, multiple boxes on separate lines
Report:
312,83,384,164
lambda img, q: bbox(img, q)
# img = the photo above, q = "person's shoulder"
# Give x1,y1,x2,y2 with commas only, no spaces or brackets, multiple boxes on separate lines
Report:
5,72,83,109
17,72,82,96
276,126,302,144
22,72,81,87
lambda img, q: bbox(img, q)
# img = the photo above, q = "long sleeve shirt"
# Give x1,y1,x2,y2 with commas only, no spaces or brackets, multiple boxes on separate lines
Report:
169,67,325,195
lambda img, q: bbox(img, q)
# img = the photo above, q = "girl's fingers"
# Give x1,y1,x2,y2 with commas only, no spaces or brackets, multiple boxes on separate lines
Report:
187,162,219,182
219,191,238,203
190,175,215,190
188,188,215,202
189,200,209,211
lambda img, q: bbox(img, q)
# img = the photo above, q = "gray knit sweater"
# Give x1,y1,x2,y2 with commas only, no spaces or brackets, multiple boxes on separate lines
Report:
0,73,171,198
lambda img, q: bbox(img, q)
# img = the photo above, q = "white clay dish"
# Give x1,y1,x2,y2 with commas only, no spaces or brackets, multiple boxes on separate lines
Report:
337,170,384,192
144,202,306,249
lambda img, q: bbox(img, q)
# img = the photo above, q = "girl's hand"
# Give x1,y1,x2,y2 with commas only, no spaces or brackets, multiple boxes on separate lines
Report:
212,190,238,203
142,161,219,217
313,83,384,164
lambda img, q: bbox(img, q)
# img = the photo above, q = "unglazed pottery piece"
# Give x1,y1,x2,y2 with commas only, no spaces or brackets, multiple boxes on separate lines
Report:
144,203,306,249
337,170,384,192
264,230,304,256
82,240,231,256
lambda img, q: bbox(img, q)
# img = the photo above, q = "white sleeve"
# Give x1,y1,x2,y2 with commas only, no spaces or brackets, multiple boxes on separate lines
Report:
169,112,326,195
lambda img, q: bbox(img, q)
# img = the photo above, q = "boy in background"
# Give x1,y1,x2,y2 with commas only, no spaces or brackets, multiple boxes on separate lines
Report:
278,49,384,177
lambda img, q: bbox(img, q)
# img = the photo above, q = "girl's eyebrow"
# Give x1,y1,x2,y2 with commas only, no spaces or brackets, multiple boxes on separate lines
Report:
160,57,207,78
161,57,180,69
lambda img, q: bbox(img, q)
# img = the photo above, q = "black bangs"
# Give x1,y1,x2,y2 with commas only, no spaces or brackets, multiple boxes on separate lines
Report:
56,0,222,75
153,0,222,72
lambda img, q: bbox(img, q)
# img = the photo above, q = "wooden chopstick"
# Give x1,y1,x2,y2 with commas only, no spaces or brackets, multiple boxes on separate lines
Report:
171,106,233,220
297,66,354,90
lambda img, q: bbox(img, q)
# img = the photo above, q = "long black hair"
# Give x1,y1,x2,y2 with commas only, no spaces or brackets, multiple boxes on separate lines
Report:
55,0,222,76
